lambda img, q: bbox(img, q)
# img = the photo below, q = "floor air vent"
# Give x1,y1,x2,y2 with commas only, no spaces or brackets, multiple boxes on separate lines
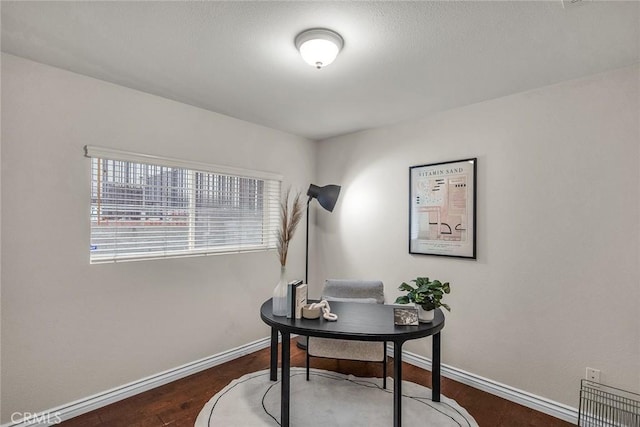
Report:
579,379,640,426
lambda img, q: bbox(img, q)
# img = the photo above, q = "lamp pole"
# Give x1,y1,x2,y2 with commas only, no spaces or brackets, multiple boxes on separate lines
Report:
305,197,311,285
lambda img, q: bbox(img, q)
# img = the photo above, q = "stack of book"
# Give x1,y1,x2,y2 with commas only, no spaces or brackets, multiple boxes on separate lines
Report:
287,280,307,319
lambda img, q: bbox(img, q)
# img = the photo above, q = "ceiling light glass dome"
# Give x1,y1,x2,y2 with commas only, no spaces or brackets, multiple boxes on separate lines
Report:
295,28,344,69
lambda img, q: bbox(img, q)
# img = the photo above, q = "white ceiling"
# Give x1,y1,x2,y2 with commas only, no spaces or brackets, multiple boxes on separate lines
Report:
2,1,638,141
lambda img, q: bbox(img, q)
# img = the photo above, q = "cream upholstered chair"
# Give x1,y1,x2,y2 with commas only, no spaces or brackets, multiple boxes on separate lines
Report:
306,279,388,388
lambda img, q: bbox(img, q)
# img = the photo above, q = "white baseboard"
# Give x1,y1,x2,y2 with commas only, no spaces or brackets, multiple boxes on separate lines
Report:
2,337,272,427
388,343,579,424
3,336,578,426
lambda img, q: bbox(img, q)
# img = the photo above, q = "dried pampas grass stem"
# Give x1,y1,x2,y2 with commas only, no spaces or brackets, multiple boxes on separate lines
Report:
277,188,304,267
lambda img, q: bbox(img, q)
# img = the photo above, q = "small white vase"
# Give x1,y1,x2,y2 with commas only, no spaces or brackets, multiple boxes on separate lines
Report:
272,266,288,317
416,304,435,323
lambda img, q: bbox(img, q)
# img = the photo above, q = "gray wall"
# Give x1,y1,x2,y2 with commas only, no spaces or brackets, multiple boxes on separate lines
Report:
314,65,640,407
0,53,315,420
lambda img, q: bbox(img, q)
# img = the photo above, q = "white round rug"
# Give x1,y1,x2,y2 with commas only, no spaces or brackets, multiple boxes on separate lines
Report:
195,367,478,426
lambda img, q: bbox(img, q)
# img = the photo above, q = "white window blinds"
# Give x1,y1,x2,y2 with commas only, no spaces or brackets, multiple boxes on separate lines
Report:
85,146,282,263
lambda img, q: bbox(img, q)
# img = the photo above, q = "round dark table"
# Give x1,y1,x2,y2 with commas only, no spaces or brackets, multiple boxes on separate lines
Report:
260,299,445,427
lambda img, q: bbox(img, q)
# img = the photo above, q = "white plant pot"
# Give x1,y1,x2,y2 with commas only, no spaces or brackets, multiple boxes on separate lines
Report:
416,305,435,323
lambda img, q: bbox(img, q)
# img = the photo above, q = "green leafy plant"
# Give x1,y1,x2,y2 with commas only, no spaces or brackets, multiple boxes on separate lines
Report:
394,277,451,312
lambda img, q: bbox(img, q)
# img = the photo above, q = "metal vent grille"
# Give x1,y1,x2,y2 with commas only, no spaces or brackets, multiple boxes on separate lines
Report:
579,380,640,426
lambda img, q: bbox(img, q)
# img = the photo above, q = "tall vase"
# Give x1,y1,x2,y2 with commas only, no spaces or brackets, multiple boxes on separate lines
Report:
272,265,288,316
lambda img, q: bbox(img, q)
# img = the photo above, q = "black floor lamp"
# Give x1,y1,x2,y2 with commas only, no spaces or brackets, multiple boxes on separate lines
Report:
298,183,341,349
305,184,341,284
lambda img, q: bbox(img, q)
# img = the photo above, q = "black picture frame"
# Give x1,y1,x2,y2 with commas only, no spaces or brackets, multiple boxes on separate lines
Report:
409,158,477,259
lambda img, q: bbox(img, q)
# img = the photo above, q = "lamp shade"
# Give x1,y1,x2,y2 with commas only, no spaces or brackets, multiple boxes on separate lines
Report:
307,184,341,212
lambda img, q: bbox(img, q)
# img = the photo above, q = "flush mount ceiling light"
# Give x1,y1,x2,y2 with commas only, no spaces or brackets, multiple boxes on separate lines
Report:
295,28,344,69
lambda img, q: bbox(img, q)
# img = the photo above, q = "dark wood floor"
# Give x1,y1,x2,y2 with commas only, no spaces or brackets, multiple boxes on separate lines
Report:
59,340,575,426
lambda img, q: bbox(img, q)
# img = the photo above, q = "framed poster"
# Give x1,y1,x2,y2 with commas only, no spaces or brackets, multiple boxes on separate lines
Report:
409,158,476,259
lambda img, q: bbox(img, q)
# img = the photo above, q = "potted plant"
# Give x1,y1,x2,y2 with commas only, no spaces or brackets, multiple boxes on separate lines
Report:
394,277,451,322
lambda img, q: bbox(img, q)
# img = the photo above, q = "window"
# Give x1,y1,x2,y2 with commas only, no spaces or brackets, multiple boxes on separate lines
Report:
85,146,282,263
